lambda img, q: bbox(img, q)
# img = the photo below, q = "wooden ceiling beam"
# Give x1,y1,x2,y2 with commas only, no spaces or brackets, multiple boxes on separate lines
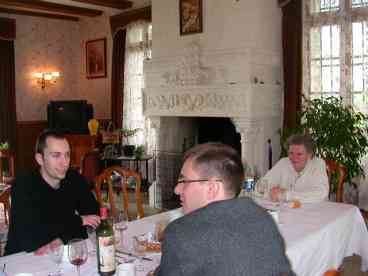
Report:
0,7,79,21
70,0,133,10
0,0,103,17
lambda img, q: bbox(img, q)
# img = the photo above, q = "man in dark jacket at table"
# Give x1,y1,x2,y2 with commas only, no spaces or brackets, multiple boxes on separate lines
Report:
5,129,100,255
155,142,295,276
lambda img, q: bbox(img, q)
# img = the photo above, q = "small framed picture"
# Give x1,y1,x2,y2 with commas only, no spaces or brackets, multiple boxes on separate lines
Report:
86,38,107,79
179,0,203,35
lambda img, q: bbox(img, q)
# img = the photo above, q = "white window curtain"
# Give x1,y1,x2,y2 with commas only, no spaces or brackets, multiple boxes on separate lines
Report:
123,21,155,153
303,0,368,114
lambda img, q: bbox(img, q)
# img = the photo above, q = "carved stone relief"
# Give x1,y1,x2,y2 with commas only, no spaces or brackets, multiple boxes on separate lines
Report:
162,41,215,86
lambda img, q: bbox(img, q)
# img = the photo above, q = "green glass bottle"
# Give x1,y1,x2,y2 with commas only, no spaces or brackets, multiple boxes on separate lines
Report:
96,207,116,276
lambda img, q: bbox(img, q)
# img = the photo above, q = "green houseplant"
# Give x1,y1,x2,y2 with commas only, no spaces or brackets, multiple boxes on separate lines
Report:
0,141,10,177
134,145,145,160
281,96,368,182
0,142,9,151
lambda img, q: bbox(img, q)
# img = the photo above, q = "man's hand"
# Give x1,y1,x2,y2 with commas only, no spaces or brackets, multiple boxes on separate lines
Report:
270,186,286,202
81,214,100,228
34,238,62,256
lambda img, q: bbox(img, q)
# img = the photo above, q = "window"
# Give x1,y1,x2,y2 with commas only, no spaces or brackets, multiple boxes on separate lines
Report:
304,0,368,114
123,21,155,150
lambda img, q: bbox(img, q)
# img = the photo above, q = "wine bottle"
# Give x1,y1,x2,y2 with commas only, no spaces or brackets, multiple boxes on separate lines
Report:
96,207,116,276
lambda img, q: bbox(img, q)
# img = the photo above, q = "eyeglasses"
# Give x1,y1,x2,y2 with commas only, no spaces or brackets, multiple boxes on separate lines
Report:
177,179,223,184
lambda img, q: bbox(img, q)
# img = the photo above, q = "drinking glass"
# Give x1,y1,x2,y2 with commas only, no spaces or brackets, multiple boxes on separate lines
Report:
86,226,96,254
132,235,146,272
67,239,88,276
48,242,64,276
155,220,168,242
277,190,288,224
255,179,269,199
113,211,128,247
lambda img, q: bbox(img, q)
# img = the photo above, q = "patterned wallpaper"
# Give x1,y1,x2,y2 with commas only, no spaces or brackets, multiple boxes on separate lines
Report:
0,12,112,121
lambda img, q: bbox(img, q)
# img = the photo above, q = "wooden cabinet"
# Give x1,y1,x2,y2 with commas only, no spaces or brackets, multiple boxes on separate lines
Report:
65,134,99,169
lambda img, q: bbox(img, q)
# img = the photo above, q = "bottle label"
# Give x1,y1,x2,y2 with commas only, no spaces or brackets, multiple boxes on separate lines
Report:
98,236,115,272
100,207,108,219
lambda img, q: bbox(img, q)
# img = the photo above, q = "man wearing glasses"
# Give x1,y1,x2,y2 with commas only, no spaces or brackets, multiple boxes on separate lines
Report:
155,142,294,276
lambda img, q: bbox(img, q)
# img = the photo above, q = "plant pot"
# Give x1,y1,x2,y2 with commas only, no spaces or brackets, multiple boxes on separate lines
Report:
123,145,136,157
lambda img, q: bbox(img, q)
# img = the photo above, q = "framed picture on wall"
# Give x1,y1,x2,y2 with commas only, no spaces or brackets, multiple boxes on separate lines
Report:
86,38,106,79
179,0,203,35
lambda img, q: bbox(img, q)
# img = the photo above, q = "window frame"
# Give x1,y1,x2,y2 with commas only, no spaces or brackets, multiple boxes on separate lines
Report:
303,0,368,112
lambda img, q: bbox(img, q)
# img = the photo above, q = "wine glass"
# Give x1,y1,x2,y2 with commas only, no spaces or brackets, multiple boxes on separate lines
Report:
113,211,128,247
255,179,269,199
155,220,168,242
86,226,96,254
68,239,88,276
132,235,147,272
277,189,288,224
48,241,64,276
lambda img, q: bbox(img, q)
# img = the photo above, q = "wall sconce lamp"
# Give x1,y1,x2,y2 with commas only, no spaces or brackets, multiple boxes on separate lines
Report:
34,71,60,89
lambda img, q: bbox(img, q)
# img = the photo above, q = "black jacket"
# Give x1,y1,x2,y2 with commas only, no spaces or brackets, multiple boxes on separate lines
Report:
5,169,99,255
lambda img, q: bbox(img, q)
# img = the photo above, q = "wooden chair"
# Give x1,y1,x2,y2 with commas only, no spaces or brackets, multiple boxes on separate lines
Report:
323,269,341,276
94,166,144,221
325,160,347,203
0,150,15,184
65,134,99,170
80,149,101,192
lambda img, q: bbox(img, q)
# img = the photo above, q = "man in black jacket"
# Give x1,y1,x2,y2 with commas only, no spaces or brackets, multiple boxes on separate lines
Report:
155,142,295,276
5,129,100,255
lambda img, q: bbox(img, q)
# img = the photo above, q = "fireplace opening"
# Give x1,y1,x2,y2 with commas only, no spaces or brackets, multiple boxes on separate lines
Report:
156,117,242,210
196,117,241,154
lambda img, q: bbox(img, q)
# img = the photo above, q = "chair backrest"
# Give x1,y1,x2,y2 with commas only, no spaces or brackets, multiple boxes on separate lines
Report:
323,269,341,276
325,160,347,203
94,166,144,221
80,149,101,191
0,151,15,184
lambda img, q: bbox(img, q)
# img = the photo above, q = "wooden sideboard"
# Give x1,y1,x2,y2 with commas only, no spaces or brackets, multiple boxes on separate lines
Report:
65,134,100,169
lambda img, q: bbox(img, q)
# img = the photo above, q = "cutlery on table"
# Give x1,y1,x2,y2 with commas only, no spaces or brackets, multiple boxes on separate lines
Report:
116,249,153,261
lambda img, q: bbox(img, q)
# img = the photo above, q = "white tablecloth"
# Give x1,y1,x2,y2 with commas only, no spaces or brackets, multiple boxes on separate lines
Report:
1,203,367,276
276,201,368,275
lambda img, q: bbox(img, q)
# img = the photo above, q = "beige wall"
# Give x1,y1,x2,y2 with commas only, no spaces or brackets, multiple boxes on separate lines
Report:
152,0,282,58
78,14,113,121
0,13,112,121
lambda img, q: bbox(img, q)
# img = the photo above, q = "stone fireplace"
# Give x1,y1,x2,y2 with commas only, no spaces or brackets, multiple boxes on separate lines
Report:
144,0,283,208
143,42,283,208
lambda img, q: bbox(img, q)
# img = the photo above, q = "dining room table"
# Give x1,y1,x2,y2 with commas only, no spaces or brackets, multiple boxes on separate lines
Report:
0,199,367,276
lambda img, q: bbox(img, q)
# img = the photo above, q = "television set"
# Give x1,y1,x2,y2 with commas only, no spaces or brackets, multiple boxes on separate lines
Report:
47,100,93,134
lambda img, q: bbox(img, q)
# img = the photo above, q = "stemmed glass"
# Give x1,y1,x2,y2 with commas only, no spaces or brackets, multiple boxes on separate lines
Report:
255,179,269,199
68,239,88,276
133,235,147,272
113,211,128,247
86,226,97,255
48,241,64,276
